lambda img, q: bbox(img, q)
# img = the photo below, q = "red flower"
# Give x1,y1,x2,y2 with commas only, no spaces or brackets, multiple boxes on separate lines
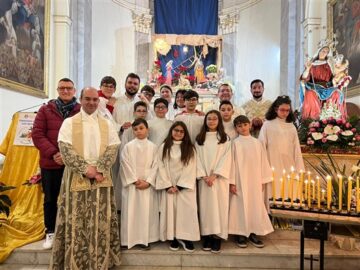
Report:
154,60,161,67
157,75,166,84
173,72,180,78
186,75,195,81
29,174,42,184
179,65,187,72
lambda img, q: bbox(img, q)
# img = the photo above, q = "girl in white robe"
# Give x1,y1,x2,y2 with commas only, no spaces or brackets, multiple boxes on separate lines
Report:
219,100,238,140
259,96,305,205
195,110,233,253
156,121,200,252
120,118,159,249
229,115,274,248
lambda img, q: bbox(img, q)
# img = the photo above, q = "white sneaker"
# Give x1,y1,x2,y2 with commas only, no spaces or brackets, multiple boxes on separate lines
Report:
43,233,55,249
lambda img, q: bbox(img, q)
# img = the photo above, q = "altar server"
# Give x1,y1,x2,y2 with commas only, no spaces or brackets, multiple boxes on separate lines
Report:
156,121,200,252
229,115,274,249
219,100,237,140
259,95,304,203
148,98,173,146
120,118,159,249
195,110,233,253
174,90,204,143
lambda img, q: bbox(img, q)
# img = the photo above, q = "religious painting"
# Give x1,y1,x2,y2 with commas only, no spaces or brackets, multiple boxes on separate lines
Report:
0,0,50,98
328,0,360,97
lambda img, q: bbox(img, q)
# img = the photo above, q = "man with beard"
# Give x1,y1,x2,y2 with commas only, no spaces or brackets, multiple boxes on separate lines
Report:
112,73,141,133
242,79,272,137
206,83,245,117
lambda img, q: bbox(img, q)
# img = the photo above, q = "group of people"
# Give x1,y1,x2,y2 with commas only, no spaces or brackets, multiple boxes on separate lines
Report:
31,73,304,269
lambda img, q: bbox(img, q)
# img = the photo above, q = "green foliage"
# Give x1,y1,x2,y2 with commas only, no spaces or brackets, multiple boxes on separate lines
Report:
0,183,16,217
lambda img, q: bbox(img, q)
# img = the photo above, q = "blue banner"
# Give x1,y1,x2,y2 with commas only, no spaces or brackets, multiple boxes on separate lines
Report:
154,0,218,35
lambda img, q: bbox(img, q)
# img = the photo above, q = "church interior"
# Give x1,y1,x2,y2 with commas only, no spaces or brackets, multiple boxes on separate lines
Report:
0,0,359,269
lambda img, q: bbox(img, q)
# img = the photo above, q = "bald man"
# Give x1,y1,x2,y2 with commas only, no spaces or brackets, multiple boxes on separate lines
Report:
50,87,121,269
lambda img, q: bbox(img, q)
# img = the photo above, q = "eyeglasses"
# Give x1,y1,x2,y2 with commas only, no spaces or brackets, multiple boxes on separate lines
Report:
173,128,185,134
186,97,198,102
155,105,167,110
58,86,74,91
102,84,115,89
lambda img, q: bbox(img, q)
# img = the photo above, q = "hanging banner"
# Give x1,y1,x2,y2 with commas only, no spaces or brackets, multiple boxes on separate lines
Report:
13,112,36,146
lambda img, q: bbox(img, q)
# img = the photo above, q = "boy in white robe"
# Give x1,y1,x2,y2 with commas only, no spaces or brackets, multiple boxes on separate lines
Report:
229,115,274,248
156,122,200,252
174,90,204,143
113,101,148,210
148,98,173,147
219,100,237,140
120,118,159,249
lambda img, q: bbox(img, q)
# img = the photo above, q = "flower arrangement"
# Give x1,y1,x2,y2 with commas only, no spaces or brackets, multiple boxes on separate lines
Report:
206,64,217,74
303,117,360,151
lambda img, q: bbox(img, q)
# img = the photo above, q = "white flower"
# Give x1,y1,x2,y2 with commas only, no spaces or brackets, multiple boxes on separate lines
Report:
352,165,360,172
324,125,340,135
341,130,353,136
326,135,338,141
312,132,323,140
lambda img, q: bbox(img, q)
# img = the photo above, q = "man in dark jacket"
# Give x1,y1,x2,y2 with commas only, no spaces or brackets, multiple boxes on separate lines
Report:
32,78,80,249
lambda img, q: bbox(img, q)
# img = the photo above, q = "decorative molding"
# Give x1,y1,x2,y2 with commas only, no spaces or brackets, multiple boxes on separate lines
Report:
219,0,262,34
132,11,152,34
112,0,152,33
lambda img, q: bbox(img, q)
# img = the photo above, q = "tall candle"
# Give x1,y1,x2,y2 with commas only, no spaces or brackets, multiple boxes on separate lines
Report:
327,175,332,209
347,177,352,212
287,175,291,200
295,176,300,201
338,174,343,211
281,178,285,204
317,176,321,208
308,180,312,208
304,180,308,201
356,177,359,213
290,167,295,206
299,170,304,202
311,180,315,201
321,189,325,201
272,167,275,202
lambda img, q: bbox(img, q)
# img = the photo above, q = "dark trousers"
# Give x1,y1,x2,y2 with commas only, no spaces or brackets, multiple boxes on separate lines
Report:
41,168,64,233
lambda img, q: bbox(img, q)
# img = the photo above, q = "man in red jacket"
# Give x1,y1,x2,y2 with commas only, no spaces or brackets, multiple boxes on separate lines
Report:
32,78,81,249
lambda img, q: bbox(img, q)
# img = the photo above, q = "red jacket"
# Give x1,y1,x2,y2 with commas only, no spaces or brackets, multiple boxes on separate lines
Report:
32,100,81,169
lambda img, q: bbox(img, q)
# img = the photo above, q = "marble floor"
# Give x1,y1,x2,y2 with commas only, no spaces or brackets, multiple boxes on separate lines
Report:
1,230,360,269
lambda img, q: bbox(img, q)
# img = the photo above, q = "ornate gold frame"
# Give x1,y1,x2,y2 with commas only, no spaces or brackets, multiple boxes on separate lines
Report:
327,0,360,98
0,0,50,98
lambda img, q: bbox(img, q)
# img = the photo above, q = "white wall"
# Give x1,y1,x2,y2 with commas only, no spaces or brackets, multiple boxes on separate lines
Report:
91,0,135,95
234,0,281,105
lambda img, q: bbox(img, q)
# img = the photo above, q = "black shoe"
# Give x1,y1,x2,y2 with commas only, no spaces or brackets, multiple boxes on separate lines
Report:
236,235,248,248
202,236,212,251
138,244,151,250
248,233,264,248
169,239,180,251
211,238,221,253
178,239,195,252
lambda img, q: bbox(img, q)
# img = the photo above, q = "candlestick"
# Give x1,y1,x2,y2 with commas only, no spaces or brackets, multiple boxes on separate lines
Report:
287,175,291,200
327,175,332,210
308,180,312,208
356,177,359,213
317,176,320,208
281,178,284,205
347,177,352,212
272,167,275,202
304,180,308,201
311,180,315,201
338,174,343,211
321,189,325,201
290,167,295,206
295,176,300,201
299,170,304,203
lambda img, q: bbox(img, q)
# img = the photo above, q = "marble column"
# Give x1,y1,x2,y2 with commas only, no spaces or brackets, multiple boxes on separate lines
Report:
280,0,303,107
70,0,92,91
51,1,72,98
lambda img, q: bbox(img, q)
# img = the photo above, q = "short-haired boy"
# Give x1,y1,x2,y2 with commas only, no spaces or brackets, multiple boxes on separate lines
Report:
148,98,173,146
120,118,159,249
228,115,274,248
174,90,204,143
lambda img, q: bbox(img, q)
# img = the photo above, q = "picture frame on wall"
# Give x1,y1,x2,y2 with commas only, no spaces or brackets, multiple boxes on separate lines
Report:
327,0,360,98
0,0,50,98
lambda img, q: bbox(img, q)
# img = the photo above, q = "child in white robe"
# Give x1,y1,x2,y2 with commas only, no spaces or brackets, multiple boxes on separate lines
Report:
195,110,233,253
229,115,274,248
113,101,148,210
219,100,237,140
174,90,204,143
148,98,173,147
120,118,159,249
156,121,200,252
259,96,304,204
